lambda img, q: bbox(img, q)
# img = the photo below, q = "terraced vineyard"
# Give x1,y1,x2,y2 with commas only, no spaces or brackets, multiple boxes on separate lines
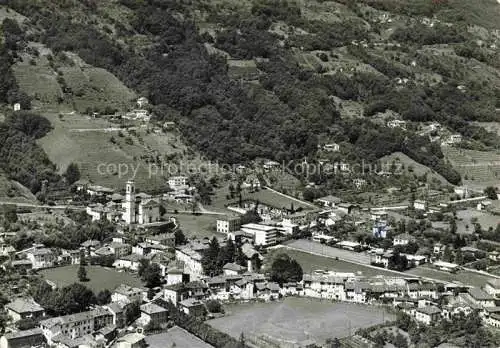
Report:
443,147,500,189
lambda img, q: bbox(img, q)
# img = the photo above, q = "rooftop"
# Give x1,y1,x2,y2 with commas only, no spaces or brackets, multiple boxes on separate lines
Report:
6,298,44,314
140,303,168,315
417,306,441,315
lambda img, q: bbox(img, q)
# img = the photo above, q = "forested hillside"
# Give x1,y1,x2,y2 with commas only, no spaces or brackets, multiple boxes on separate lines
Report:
3,0,500,186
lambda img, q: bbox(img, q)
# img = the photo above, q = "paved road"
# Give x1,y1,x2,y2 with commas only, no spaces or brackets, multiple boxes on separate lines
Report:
0,200,85,210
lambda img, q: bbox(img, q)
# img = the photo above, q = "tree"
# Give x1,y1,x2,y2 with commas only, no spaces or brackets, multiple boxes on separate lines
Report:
64,163,81,185
484,186,498,200
125,301,141,324
78,264,88,282
2,204,18,223
206,299,223,313
202,237,222,276
16,317,38,330
96,289,111,305
143,263,162,288
269,253,303,285
393,333,408,348
174,229,186,245
238,333,246,348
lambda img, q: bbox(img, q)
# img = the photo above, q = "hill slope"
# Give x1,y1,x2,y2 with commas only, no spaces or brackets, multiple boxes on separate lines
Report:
2,0,500,188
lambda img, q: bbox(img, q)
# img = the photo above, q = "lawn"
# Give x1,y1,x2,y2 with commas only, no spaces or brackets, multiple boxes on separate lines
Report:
405,266,495,287
209,297,394,346
40,265,143,293
172,213,224,239
266,247,401,277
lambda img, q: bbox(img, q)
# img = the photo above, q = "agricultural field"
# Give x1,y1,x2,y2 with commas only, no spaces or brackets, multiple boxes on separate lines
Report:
209,297,394,347
39,265,143,293
442,147,500,190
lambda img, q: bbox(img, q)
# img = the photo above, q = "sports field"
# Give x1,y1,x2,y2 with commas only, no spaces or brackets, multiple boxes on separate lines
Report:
209,297,393,347
40,265,143,293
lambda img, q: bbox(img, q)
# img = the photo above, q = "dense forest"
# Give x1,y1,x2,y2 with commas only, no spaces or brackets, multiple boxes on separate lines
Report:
4,0,500,186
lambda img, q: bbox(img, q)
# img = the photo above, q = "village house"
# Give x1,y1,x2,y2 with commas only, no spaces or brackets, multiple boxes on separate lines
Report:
223,262,247,276
484,279,500,298
164,281,209,306
86,185,114,197
323,143,340,152
415,306,442,325
433,260,459,273
115,332,146,348
145,234,175,248
6,298,45,322
482,307,500,328
39,308,113,345
112,284,144,304
168,176,188,191
104,302,127,328
59,249,81,265
302,273,346,301
216,216,241,234
113,254,146,271
178,298,205,317
387,119,407,129
345,281,370,303
139,303,168,328
255,282,281,301
109,242,132,258
413,199,428,211
466,287,496,308
315,195,342,208
0,328,46,348
26,247,55,269
175,245,204,280
371,251,393,268
408,283,438,299
393,233,413,246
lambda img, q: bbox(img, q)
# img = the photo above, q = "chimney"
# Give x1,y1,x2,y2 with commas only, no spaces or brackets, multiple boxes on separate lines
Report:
247,259,253,273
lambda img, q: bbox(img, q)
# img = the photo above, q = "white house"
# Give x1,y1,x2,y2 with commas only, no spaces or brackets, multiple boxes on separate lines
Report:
323,143,340,152
415,306,441,325
39,308,113,345
393,233,413,246
484,279,500,298
413,199,427,211
26,248,55,269
216,216,241,234
222,262,247,276
175,246,204,280
168,176,188,191
302,274,346,300
315,195,342,208
6,298,45,322
112,284,144,304
139,303,168,328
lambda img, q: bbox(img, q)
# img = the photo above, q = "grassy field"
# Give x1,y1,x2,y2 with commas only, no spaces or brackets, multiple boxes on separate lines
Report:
266,248,399,277
172,213,223,239
380,152,450,185
40,265,143,293
405,266,495,287
0,174,38,203
209,297,394,347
